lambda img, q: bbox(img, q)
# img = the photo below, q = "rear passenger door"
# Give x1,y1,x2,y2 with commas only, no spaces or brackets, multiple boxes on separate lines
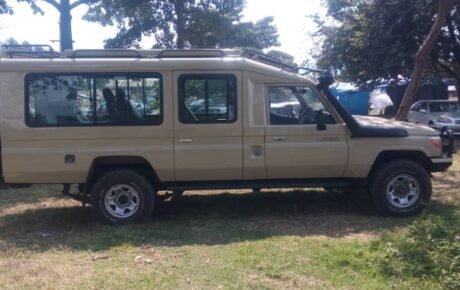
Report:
173,71,243,181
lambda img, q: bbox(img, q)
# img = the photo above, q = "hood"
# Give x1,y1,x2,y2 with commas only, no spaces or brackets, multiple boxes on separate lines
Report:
440,112,460,119
354,115,439,136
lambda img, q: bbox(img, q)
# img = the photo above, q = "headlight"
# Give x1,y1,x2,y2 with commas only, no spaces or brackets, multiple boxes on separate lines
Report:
437,116,454,124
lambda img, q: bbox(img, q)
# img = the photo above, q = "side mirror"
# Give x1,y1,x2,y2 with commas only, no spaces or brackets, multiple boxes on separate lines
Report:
316,110,327,131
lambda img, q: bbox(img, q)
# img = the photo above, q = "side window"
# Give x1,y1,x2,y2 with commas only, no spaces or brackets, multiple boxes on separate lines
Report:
179,74,236,123
27,76,92,125
411,103,421,112
420,102,428,112
268,86,336,125
26,73,162,127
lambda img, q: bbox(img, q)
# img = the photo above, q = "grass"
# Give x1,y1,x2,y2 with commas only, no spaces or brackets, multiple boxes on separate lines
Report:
0,155,459,289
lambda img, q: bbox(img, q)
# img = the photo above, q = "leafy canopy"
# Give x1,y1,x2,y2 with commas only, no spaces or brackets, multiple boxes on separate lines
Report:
315,0,460,83
84,0,279,49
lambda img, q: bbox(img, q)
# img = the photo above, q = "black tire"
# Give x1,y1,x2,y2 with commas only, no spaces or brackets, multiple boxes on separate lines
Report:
369,160,431,217
91,169,155,224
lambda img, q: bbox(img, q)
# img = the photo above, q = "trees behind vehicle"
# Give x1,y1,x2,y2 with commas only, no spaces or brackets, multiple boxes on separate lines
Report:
83,0,279,49
314,0,460,96
8,0,279,51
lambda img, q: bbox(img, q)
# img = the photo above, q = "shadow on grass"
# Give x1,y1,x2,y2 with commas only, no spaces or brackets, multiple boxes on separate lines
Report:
0,189,428,253
0,184,64,208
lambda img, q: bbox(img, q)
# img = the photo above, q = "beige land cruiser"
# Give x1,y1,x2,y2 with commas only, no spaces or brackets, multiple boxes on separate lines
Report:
0,45,454,223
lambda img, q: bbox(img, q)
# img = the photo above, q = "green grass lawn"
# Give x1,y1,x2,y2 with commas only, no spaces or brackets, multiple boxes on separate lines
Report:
0,156,459,289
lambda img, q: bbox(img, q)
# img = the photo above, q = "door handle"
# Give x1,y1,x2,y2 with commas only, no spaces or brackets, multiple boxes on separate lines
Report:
179,138,193,143
272,136,287,142
317,137,340,142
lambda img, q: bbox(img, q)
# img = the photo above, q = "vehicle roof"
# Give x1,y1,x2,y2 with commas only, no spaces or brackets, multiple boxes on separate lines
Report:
0,56,313,84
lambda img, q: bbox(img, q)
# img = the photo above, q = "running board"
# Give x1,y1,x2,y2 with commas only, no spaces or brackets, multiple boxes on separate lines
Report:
162,178,359,191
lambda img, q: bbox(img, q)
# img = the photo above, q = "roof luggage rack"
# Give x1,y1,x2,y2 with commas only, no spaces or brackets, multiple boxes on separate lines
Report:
65,48,243,59
1,44,311,74
241,49,298,72
1,44,64,58
67,49,144,58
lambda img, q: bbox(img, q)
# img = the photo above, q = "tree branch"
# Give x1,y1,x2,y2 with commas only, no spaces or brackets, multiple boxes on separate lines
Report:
70,0,95,10
42,0,61,11
395,0,458,120
437,58,457,77
446,15,460,63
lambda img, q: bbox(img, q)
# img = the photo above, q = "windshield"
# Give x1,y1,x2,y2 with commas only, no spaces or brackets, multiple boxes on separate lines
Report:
429,102,459,113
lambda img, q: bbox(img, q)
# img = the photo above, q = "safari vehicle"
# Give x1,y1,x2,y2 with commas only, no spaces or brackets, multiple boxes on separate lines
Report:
0,45,455,224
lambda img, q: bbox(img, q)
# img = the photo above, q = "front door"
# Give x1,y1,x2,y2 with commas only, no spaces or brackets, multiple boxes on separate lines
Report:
264,85,348,179
173,71,243,181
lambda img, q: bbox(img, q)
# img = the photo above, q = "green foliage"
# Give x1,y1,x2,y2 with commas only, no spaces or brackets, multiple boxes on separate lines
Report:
267,49,297,67
315,0,460,83
371,209,460,289
84,0,279,49
1,37,23,45
0,0,13,14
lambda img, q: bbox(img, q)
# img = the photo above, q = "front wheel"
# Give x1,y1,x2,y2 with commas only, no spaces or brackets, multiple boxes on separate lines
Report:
91,169,155,224
369,160,431,217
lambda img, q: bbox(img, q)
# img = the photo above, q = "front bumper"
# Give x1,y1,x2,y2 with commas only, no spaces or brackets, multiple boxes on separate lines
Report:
433,124,460,135
431,157,453,172
440,127,456,157
430,127,455,172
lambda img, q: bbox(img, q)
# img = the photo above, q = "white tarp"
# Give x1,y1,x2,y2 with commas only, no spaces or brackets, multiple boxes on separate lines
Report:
369,89,393,114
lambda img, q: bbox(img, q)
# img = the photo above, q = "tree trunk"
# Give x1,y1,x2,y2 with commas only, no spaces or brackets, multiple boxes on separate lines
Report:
395,0,458,120
59,0,73,51
175,0,186,49
456,83,460,102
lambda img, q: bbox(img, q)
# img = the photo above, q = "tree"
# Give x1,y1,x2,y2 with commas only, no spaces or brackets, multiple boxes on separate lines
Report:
84,0,279,49
1,37,27,45
20,0,98,51
314,0,460,91
0,0,13,14
267,49,297,67
396,0,459,120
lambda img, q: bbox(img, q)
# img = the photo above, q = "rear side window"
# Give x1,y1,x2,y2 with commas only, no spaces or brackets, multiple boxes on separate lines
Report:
26,73,162,127
179,74,236,124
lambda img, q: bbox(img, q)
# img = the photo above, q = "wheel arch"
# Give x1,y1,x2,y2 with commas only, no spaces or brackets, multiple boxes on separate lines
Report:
82,156,161,194
368,150,431,179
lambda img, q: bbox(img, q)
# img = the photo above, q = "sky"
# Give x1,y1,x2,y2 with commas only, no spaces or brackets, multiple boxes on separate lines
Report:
0,0,325,63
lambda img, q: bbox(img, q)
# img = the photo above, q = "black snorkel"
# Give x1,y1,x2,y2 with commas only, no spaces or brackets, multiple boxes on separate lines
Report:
298,68,408,138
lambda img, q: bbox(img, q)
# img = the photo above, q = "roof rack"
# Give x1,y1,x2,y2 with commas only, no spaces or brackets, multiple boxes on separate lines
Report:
1,44,64,58
64,48,243,59
1,45,311,74
67,49,144,58
241,49,297,72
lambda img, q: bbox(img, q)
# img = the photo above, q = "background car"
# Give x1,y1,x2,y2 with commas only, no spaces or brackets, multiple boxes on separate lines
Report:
407,100,460,135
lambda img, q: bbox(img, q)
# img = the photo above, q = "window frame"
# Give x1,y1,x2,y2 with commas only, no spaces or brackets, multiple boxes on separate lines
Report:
178,73,237,124
265,84,337,126
25,72,164,128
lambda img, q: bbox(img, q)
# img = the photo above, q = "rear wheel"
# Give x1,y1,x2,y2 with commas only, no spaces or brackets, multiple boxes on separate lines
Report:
370,160,431,216
91,169,155,224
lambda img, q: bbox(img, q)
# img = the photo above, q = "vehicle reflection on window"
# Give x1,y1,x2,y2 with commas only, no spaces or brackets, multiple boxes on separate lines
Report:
179,74,236,124
268,86,336,125
27,73,162,126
